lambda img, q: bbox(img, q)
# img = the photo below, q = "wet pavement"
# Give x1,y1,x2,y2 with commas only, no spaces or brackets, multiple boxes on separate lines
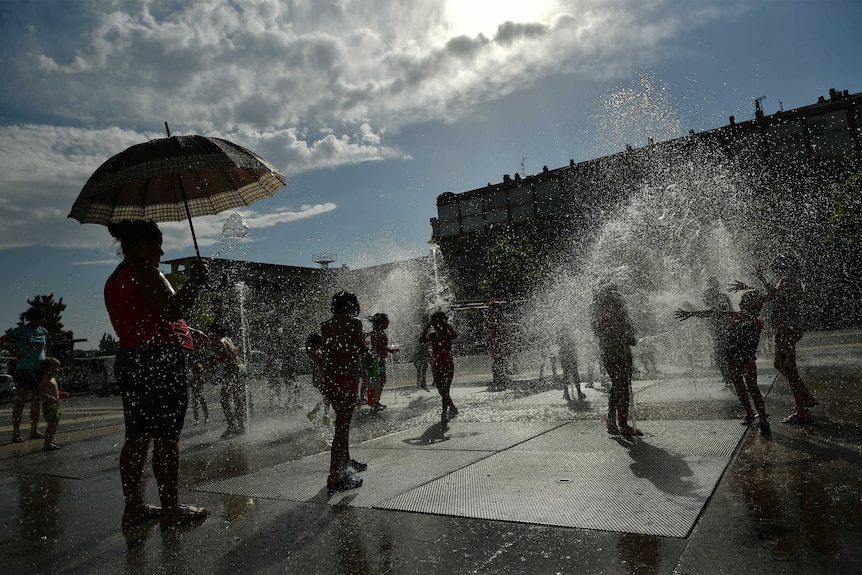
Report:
1,330,861,574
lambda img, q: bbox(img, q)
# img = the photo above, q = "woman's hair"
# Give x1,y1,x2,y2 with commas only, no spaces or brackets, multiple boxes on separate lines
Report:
371,313,388,330
24,307,46,322
331,291,360,316
107,220,162,254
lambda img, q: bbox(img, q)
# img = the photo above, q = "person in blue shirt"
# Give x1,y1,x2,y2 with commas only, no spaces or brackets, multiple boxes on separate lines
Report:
1,307,49,443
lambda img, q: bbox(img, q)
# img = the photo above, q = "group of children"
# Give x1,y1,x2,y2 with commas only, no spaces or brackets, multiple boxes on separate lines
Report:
305,311,399,425
589,254,816,440
675,254,819,434
304,292,460,494
14,255,816,503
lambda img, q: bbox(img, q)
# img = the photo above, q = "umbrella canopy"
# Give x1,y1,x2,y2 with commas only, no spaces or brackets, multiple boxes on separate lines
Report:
69,134,286,255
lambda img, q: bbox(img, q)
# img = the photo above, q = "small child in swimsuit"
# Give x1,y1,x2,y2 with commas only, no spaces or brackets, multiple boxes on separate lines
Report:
37,357,69,451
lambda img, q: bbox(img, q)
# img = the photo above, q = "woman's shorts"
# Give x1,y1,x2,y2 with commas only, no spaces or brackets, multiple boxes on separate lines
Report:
13,369,41,391
116,345,190,438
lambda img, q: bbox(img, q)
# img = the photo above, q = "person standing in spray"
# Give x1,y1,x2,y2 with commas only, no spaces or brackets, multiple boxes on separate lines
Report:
693,276,756,412
590,284,642,437
732,255,817,425
420,311,459,422
367,313,398,412
702,276,734,389
305,332,332,426
208,322,246,438
485,301,511,391
558,325,586,401
412,338,431,391
104,219,209,530
37,357,69,451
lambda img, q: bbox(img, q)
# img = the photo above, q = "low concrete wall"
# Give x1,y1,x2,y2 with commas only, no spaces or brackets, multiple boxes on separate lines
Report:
386,355,491,388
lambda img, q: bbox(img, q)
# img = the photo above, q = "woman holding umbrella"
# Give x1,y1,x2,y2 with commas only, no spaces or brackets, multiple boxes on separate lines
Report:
104,219,209,530
70,131,285,526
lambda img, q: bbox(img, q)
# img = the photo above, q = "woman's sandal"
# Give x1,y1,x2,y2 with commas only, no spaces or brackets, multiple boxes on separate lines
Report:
620,426,644,437
121,504,163,530
327,474,363,495
160,504,209,530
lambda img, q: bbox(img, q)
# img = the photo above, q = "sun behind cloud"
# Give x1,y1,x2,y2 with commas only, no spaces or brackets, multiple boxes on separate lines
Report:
445,0,555,37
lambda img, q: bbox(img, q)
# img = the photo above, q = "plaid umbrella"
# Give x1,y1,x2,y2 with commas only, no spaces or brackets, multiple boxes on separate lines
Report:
69,133,286,256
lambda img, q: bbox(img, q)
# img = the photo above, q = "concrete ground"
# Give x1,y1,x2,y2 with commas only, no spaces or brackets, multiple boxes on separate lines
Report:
1,330,861,574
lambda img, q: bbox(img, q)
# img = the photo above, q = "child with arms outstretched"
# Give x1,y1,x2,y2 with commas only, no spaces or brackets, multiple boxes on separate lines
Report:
676,290,771,435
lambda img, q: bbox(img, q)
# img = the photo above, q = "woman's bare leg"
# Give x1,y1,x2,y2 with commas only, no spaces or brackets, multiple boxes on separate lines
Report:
120,436,152,520
152,436,180,511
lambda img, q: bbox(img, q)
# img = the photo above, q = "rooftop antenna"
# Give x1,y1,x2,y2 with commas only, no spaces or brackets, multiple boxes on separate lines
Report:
520,157,528,177
754,96,767,118
313,253,337,269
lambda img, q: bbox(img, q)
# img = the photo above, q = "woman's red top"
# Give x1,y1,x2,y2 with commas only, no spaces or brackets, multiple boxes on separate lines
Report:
104,262,193,350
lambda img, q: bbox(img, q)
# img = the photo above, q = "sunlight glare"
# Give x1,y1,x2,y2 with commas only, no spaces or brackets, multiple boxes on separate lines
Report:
445,0,554,38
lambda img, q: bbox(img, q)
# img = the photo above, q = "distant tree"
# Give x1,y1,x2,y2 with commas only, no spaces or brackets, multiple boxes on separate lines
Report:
826,169,862,259
21,293,74,364
98,333,119,356
822,168,862,326
478,236,540,301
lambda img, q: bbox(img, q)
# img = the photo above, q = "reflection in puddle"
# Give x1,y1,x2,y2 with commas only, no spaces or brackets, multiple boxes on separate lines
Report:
18,474,63,542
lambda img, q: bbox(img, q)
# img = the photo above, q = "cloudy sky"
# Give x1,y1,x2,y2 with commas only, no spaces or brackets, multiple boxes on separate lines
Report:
0,0,860,348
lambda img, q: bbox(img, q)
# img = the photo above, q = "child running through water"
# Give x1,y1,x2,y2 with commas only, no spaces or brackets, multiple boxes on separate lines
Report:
675,290,771,435
37,357,69,451
420,311,459,422
317,291,372,494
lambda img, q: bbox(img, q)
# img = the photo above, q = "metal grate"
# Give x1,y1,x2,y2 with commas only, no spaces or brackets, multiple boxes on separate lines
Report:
194,420,745,537
375,450,733,537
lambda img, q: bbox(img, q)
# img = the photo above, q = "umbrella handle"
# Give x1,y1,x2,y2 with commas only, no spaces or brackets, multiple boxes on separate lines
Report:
177,175,201,258
165,123,200,258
